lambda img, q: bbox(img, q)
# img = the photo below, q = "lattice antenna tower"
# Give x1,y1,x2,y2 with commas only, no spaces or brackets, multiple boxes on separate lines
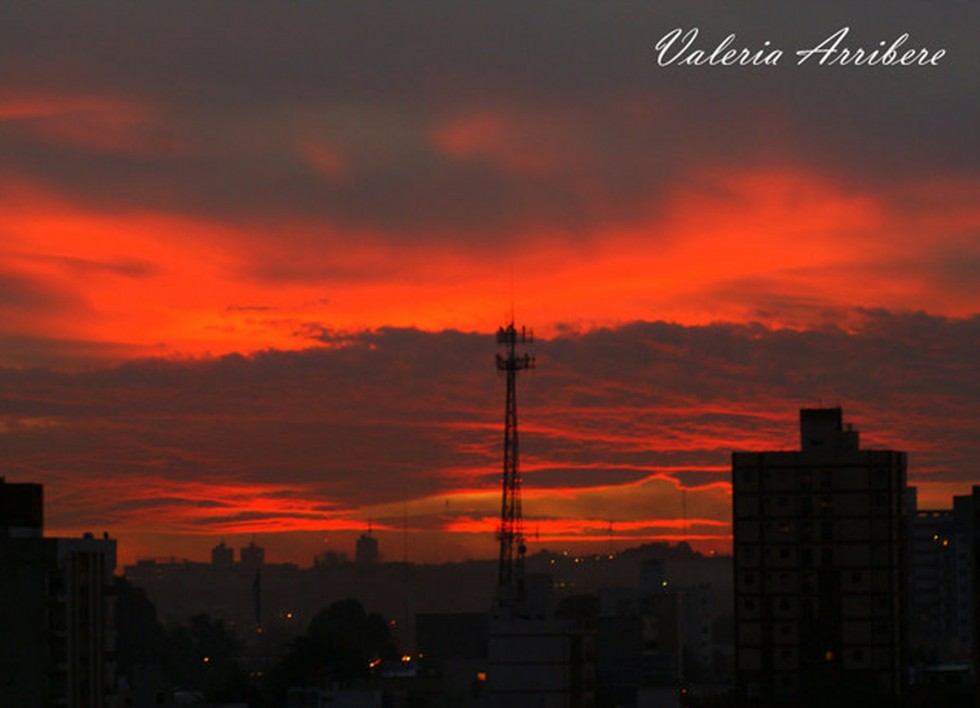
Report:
496,321,534,602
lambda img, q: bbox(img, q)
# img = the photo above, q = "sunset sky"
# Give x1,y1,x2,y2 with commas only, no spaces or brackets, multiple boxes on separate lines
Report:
1,2,977,567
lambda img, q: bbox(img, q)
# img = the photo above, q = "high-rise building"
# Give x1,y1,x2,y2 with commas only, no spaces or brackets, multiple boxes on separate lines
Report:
971,488,980,693
0,478,117,708
908,486,979,672
240,539,265,569
732,409,908,706
0,478,43,536
356,530,380,565
211,540,234,568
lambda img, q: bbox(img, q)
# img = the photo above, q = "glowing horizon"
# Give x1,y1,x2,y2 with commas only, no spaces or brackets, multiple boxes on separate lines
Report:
0,3,976,567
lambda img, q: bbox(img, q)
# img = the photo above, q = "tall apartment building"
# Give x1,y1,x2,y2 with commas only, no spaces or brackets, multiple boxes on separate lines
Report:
908,486,980,672
356,530,380,565
0,478,117,708
732,409,907,706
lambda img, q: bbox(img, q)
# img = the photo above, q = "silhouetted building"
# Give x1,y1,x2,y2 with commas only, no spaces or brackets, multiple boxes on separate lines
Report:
732,408,908,706
356,530,380,565
487,574,595,708
211,540,234,568
679,584,713,678
908,486,979,681
240,539,264,569
972,488,980,692
416,612,488,707
1,477,43,535
595,561,691,707
597,589,680,707
0,479,117,708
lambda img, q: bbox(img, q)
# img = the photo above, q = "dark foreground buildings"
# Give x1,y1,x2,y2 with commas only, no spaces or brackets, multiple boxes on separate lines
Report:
908,485,980,699
0,478,117,708
732,408,908,706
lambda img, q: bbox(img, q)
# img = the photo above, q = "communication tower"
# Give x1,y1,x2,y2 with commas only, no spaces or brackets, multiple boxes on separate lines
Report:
495,321,534,604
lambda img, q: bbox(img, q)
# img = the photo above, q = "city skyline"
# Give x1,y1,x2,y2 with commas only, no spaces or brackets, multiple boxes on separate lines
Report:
0,2,977,566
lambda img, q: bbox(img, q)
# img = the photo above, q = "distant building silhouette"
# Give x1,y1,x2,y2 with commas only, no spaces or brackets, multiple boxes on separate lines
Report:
732,408,908,706
211,540,234,568
908,485,980,686
356,530,380,565
0,478,116,708
597,561,681,707
240,538,265,569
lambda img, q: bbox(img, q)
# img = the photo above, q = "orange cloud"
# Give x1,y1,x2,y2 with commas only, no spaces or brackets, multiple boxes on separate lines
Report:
1,163,977,366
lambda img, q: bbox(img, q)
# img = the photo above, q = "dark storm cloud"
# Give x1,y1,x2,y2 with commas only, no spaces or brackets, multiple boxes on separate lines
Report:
0,311,976,534
0,2,975,242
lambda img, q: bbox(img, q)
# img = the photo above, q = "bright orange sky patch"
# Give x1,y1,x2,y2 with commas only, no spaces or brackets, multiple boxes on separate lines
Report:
0,3,975,568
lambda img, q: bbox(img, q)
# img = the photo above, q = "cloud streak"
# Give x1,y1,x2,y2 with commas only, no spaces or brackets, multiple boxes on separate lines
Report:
0,314,975,563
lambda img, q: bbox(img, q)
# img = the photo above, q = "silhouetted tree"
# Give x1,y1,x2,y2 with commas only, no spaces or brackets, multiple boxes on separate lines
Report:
268,598,396,696
116,580,252,703
163,613,248,702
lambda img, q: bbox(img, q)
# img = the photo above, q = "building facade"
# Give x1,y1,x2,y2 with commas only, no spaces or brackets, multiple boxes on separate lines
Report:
487,574,595,708
908,485,980,689
0,478,117,708
732,409,908,705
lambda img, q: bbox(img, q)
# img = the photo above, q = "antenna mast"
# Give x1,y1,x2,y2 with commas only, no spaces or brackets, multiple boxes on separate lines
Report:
496,321,534,603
